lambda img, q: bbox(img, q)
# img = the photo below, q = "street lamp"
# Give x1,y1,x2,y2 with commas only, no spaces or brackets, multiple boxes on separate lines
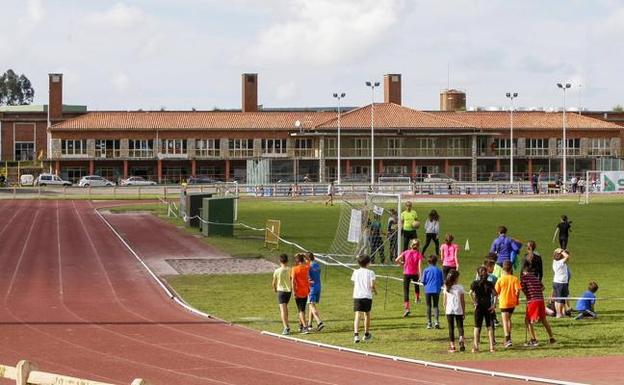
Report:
365,81,380,187
332,92,346,184
505,92,518,184
557,82,572,189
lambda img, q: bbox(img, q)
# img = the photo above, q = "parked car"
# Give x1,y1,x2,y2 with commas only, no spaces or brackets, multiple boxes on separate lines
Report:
35,173,72,187
187,176,221,185
120,176,157,186
423,173,456,183
20,174,35,186
78,175,115,187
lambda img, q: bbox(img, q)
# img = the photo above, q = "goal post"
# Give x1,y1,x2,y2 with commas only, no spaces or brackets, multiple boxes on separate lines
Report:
583,170,624,204
377,176,412,194
366,193,402,262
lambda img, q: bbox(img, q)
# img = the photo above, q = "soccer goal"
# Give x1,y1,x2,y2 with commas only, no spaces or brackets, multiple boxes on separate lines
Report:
325,193,401,266
582,170,624,204
377,176,412,194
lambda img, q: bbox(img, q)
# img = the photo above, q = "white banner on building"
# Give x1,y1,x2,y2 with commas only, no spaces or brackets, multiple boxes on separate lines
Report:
600,171,624,193
347,209,363,243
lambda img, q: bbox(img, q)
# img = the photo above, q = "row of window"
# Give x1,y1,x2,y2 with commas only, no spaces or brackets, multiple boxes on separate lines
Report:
494,138,610,150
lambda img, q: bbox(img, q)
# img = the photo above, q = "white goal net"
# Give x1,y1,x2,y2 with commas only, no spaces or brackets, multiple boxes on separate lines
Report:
325,193,401,265
582,170,624,204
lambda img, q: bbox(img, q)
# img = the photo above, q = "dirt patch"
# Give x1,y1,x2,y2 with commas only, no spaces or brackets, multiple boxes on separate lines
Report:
166,258,276,275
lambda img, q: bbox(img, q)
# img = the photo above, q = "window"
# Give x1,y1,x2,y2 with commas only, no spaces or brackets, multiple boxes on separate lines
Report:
354,138,370,157
383,165,408,175
494,138,517,156
261,139,287,155
557,138,581,156
63,167,87,183
95,140,121,158
414,138,437,156
195,139,220,157
15,142,34,161
228,139,254,157
448,137,467,156
386,138,403,157
129,139,153,158
526,138,549,156
295,138,314,157
325,138,337,157
161,139,187,155
61,140,87,156
589,138,611,156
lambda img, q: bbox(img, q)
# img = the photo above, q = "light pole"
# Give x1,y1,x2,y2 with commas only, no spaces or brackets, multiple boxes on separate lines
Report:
332,92,346,184
365,81,380,187
557,82,571,189
505,92,518,184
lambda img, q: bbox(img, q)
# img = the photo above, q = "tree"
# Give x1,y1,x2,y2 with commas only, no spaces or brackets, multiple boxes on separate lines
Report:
613,104,624,113
0,69,35,106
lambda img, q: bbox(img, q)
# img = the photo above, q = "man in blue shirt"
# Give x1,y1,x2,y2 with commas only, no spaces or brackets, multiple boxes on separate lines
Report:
575,281,598,320
307,253,325,331
489,226,522,270
421,255,444,329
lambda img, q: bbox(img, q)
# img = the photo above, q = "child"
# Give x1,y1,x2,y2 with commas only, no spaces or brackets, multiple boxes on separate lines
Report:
470,266,497,353
325,181,335,206
494,261,521,348
489,226,522,278
421,255,444,328
396,239,423,317
575,281,599,320
307,252,325,331
387,209,399,262
440,233,459,278
522,241,543,282
368,214,385,264
484,258,500,333
552,248,571,318
555,215,572,250
272,253,292,335
291,253,311,333
520,267,556,347
443,269,465,352
352,255,377,343
422,210,440,256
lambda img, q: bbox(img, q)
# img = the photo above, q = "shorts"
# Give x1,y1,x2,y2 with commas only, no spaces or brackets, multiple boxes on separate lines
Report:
354,298,373,313
308,291,321,304
277,291,291,305
526,300,547,323
295,297,308,312
552,282,569,304
474,306,494,329
500,307,515,314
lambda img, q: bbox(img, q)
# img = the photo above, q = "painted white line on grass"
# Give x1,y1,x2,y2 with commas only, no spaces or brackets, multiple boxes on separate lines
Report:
260,331,588,385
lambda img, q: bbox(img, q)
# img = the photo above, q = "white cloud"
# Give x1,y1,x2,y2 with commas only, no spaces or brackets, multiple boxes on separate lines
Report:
250,0,405,66
85,3,146,29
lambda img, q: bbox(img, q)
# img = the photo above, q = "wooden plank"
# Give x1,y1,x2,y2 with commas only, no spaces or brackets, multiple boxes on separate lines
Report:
0,363,18,380
28,370,115,385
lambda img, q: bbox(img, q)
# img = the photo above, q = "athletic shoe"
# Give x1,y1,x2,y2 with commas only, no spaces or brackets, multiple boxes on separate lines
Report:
549,338,556,344
459,340,466,352
301,327,310,335
414,298,421,304
504,340,513,348
298,324,304,333
364,333,372,342
493,319,500,327
282,327,290,335
523,339,538,347
354,335,360,343
426,323,432,329
434,323,441,329
316,322,325,332
403,310,411,318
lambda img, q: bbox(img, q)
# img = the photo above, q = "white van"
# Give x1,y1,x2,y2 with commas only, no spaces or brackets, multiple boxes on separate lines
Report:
35,173,72,187
20,174,35,186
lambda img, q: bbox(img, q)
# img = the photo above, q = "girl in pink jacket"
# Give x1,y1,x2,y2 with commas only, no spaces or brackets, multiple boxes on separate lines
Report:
440,233,459,278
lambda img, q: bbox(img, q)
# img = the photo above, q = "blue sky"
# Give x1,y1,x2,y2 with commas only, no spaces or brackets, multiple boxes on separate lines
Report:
1,0,622,111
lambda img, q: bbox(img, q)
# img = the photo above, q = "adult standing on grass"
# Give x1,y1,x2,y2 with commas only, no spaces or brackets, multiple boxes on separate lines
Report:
272,254,292,335
554,215,572,250
489,226,522,278
400,201,419,251
325,181,335,206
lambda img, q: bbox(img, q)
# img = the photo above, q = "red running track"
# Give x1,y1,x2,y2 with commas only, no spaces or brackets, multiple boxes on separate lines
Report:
0,200,567,384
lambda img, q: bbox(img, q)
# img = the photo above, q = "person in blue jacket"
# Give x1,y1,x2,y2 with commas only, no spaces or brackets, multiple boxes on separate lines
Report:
421,255,445,329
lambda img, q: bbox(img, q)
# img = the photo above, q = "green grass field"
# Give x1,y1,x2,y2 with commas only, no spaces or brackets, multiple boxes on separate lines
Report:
114,198,624,362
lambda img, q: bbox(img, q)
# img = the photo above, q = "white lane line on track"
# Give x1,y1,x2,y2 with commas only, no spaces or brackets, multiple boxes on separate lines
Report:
93,207,528,385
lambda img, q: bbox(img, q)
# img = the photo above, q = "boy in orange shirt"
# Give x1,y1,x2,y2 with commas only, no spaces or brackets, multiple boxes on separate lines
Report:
291,253,311,334
494,261,521,348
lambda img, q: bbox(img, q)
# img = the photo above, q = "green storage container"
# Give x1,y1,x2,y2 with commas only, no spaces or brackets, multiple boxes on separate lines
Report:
201,196,236,237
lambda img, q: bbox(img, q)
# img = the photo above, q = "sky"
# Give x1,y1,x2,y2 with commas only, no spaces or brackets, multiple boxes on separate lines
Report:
1,0,623,111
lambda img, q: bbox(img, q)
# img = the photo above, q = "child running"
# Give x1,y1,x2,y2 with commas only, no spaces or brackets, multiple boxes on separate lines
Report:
575,281,599,320
272,253,292,335
396,239,423,317
440,233,459,278
422,210,440,256
421,255,444,328
443,269,466,352
552,248,571,318
352,255,377,343
307,252,325,331
470,266,497,353
520,267,556,347
291,253,311,334
495,261,521,348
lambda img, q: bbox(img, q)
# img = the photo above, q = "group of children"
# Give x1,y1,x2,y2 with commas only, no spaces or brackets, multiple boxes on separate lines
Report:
272,210,599,353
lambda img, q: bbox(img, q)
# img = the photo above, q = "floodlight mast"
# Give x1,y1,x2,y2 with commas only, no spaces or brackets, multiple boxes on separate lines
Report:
365,81,380,187
332,92,346,184
505,92,518,184
557,82,572,189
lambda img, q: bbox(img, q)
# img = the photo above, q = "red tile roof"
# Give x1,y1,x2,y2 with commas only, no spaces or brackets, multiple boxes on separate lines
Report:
436,111,622,130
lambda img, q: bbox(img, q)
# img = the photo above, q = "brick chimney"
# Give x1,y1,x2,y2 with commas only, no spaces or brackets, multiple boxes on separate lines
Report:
242,73,258,112
384,74,401,105
48,73,63,120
